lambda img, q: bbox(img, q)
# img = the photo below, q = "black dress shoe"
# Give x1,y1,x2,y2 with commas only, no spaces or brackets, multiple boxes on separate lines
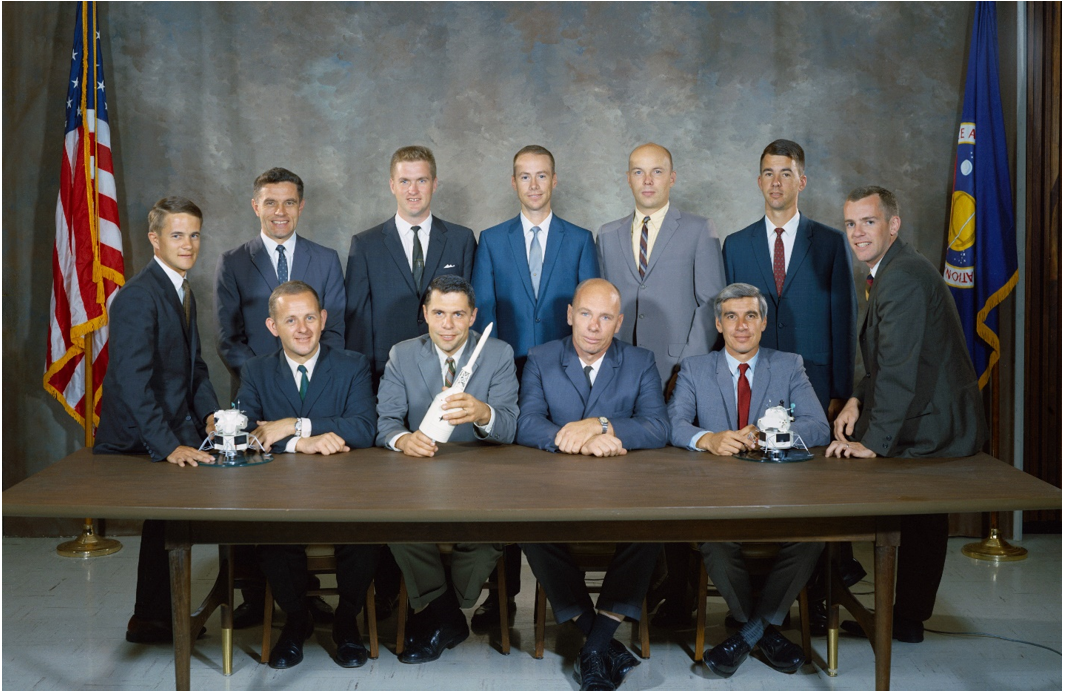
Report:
470,595,516,632
125,615,206,643
574,647,615,691
757,625,805,673
704,632,751,678
232,600,265,630
606,638,639,687
269,611,314,669
841,615,924,643
333,625,369,668
398,614,469,664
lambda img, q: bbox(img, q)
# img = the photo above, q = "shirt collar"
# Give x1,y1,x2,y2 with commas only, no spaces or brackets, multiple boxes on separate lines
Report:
520,211,552,234
395,213,433,237
433,335,470,370
152,256,187,294
261,231,297,259
634,201,670,228
724,348,760,377
763,211,801,237
869,258,884,277
283,344,321,379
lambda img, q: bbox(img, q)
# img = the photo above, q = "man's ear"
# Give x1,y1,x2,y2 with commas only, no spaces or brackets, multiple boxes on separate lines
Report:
266,317,279,337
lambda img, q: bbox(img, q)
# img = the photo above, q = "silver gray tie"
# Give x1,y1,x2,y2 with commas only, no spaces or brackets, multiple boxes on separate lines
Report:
529,226,543,299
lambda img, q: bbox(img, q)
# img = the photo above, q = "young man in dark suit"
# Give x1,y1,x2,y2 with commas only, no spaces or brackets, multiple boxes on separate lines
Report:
469,144,600,629
237,281,379,670
345,146,477,381
828,186,987,643
94,197,219,643
516,278,669,691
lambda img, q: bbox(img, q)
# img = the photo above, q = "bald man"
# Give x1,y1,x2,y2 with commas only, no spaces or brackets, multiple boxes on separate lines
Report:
516,278,669,690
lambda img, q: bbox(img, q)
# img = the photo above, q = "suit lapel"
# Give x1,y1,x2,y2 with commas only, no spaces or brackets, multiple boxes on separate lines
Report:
781,216,813,296
747,222,778,305
585,340,619,413
748,351,772,422
615,216,641,283
422,218,449,291
455,331,480,375
643,206,680,278
418,336,443,395
506,218,537,304
301,346,330,412
249,239,280,292
276,350,304,413
537,216,564,300
289,235,311,281
382,219,418,295
562,344,591,405
715,353,739,428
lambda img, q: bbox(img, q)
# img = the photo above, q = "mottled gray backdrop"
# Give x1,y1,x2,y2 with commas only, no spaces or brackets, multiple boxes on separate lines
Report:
3,2,1018,533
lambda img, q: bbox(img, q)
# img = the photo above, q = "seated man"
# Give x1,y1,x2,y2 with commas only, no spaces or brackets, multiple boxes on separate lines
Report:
668,282,829,678
93,197,219,644
376,274,519,664
516,278,670,691
237,281,378,670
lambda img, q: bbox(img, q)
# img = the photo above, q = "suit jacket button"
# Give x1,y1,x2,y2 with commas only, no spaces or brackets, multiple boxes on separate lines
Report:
186,415,192,421
639,314,645,319
639,285,646,290
536,318,541,323
778,322,785,328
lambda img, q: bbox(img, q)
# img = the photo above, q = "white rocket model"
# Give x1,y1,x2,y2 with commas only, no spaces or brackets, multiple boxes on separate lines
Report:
417,323,494,443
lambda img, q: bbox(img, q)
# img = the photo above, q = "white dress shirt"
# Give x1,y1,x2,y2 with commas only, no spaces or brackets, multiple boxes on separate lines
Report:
763,212,801,274
521,212,553,260
261,232,298,279
395,213,433,270
153,256,187,300
280,347,319,452
689,350,761,451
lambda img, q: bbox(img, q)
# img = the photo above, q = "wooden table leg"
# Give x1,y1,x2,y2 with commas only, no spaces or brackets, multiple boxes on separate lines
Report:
221,546,234,675
168,524,193,691
874,517,900,692
825,542,839,677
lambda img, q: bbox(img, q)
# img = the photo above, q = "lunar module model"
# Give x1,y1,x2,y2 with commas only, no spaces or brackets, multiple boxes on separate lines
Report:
198,406,273,466
735,401,814,463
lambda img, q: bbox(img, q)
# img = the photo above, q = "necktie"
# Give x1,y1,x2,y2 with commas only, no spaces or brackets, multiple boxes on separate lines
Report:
528,226,543,299
866,273,874,300
583,364,594,390
445,357,456,387
773,228,786,296
276,245,288,283
181,279,191,327
411,225,424,288
737,363,751,429
639,216,650,280
297,364,308,400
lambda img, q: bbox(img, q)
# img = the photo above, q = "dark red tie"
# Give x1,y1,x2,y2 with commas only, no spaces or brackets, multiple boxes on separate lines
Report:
737,363,751,429
773,228,786,296
866,273,874,300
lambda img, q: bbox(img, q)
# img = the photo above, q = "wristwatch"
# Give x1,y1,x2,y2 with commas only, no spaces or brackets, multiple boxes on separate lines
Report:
598,416,609,435
294,418,303,438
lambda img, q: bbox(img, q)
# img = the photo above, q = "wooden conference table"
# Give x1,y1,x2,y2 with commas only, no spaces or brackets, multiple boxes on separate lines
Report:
3,444,1060,691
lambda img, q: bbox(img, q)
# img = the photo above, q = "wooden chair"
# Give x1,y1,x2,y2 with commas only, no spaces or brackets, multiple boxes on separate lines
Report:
532,543,650,660
693,543,811,663
260,545,379,662
395,544,511,655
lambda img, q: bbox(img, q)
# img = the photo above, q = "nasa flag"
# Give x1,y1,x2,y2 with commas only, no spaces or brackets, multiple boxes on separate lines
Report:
942,1,1018,390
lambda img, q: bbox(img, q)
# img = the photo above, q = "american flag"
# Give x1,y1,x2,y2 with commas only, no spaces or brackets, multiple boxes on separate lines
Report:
44,1,125,430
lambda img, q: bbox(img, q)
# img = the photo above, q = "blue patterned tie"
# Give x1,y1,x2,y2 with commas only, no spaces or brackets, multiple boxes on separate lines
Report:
276,245,289,283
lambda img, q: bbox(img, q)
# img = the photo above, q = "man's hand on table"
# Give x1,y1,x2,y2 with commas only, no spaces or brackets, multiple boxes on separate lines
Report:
555,418,610,454
166,445,214,467
295,432,350,455
825,439,877,458
396,430,439,458
696,424,759,456
253,418,298,449
580,434,627,457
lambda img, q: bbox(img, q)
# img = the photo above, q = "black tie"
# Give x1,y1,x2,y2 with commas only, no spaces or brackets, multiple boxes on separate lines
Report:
583,364,593,390
411,225,424,288
181,279,191,327
298,364,308,400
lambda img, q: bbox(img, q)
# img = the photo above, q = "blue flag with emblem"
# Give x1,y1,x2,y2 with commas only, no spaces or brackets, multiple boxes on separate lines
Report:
942,1,1018,390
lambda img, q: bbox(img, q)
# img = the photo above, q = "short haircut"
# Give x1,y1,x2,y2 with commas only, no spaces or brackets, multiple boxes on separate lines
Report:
268,280,321,318
391,145,437,180
253,167,304,201
761,139,805,173
513,145,555,174
714,283,767,321
148,196,202,236
423,274,476,310
847,185,901,219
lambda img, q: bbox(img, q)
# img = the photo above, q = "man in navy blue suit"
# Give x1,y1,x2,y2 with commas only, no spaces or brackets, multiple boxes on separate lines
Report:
215,168,346,385
722,140,855,418
237,281,379,671
723,139,861,632
469,144,599,629
94,197,219,644
516,278,668,691
345,146,477,381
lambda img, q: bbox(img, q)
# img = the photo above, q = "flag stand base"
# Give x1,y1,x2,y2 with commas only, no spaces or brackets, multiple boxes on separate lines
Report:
961,528,1027,562
57,519,122,558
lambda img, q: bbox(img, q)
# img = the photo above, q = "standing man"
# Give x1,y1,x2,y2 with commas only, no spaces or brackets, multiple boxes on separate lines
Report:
214,167,345,627
828,186,987,643
376,275,519,665
345,146,477,381
668,283,828,678
516,278,669,691
94,197,219,643
597,142,726,395
238,281,378,670
469,144,599,628
723,140,855,418
215,167,346,384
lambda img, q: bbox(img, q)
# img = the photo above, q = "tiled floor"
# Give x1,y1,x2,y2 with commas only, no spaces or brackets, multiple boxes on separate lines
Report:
2,536,1061,690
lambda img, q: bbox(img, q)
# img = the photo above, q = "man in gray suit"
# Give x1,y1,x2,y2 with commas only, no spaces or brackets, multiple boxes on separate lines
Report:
597,142,726,395
668,283,829,678
376,274,519,665
828,187,986,643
